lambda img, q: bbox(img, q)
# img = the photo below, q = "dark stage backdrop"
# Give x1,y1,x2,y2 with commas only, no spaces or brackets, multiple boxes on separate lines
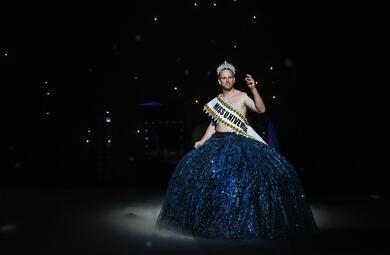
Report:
2,1,386,196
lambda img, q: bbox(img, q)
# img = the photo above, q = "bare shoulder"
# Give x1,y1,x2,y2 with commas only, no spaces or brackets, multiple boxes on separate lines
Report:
240,92,254,108
236,91,249,106
234,90,245,96
238,91,249,100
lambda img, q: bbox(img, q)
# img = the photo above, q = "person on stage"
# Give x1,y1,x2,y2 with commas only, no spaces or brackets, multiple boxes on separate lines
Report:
155,61,318,240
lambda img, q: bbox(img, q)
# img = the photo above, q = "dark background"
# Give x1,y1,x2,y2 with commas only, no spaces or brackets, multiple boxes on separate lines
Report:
1,1,386,196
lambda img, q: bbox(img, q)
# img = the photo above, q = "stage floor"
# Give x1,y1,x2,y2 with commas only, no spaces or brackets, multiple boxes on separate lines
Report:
1,187,388,255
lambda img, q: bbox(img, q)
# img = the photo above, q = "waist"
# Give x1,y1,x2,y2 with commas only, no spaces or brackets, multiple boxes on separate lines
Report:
214,131,237,136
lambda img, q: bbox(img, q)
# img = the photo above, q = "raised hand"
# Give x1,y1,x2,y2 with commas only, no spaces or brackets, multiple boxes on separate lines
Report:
245,74,256,90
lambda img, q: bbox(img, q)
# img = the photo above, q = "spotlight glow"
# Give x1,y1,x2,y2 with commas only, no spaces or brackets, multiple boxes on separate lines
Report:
98,199,195,240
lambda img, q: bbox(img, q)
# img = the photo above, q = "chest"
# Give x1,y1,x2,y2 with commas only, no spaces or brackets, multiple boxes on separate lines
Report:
222,95,247,115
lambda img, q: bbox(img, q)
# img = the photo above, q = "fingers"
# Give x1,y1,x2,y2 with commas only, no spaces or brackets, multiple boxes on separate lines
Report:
245,78,254,84
245,75,254,82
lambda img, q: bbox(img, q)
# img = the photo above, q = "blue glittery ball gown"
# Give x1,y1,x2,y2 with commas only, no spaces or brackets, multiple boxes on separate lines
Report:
156,131,318,240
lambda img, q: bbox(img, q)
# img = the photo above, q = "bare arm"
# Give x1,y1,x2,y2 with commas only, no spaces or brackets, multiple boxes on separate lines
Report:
200,121,216,143
194,121,216,148
244,90,266,113
244,74,266,113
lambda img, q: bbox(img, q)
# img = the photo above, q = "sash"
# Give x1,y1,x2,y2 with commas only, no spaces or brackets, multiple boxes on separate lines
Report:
203,95,267,145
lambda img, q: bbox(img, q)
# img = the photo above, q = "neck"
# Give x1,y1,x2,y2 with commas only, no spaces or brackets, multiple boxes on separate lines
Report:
221,88,237,98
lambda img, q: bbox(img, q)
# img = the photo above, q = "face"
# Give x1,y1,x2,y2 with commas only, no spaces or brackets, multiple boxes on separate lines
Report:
218,69,235,90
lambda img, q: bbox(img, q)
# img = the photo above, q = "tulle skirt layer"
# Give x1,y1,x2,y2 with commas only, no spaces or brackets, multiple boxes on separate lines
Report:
156,132,317,240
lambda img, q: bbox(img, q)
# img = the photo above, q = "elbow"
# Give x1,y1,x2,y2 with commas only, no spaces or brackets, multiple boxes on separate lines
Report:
258,106,266,114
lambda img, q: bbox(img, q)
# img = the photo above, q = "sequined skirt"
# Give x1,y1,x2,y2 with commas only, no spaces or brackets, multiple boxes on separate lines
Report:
156,132,318,240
